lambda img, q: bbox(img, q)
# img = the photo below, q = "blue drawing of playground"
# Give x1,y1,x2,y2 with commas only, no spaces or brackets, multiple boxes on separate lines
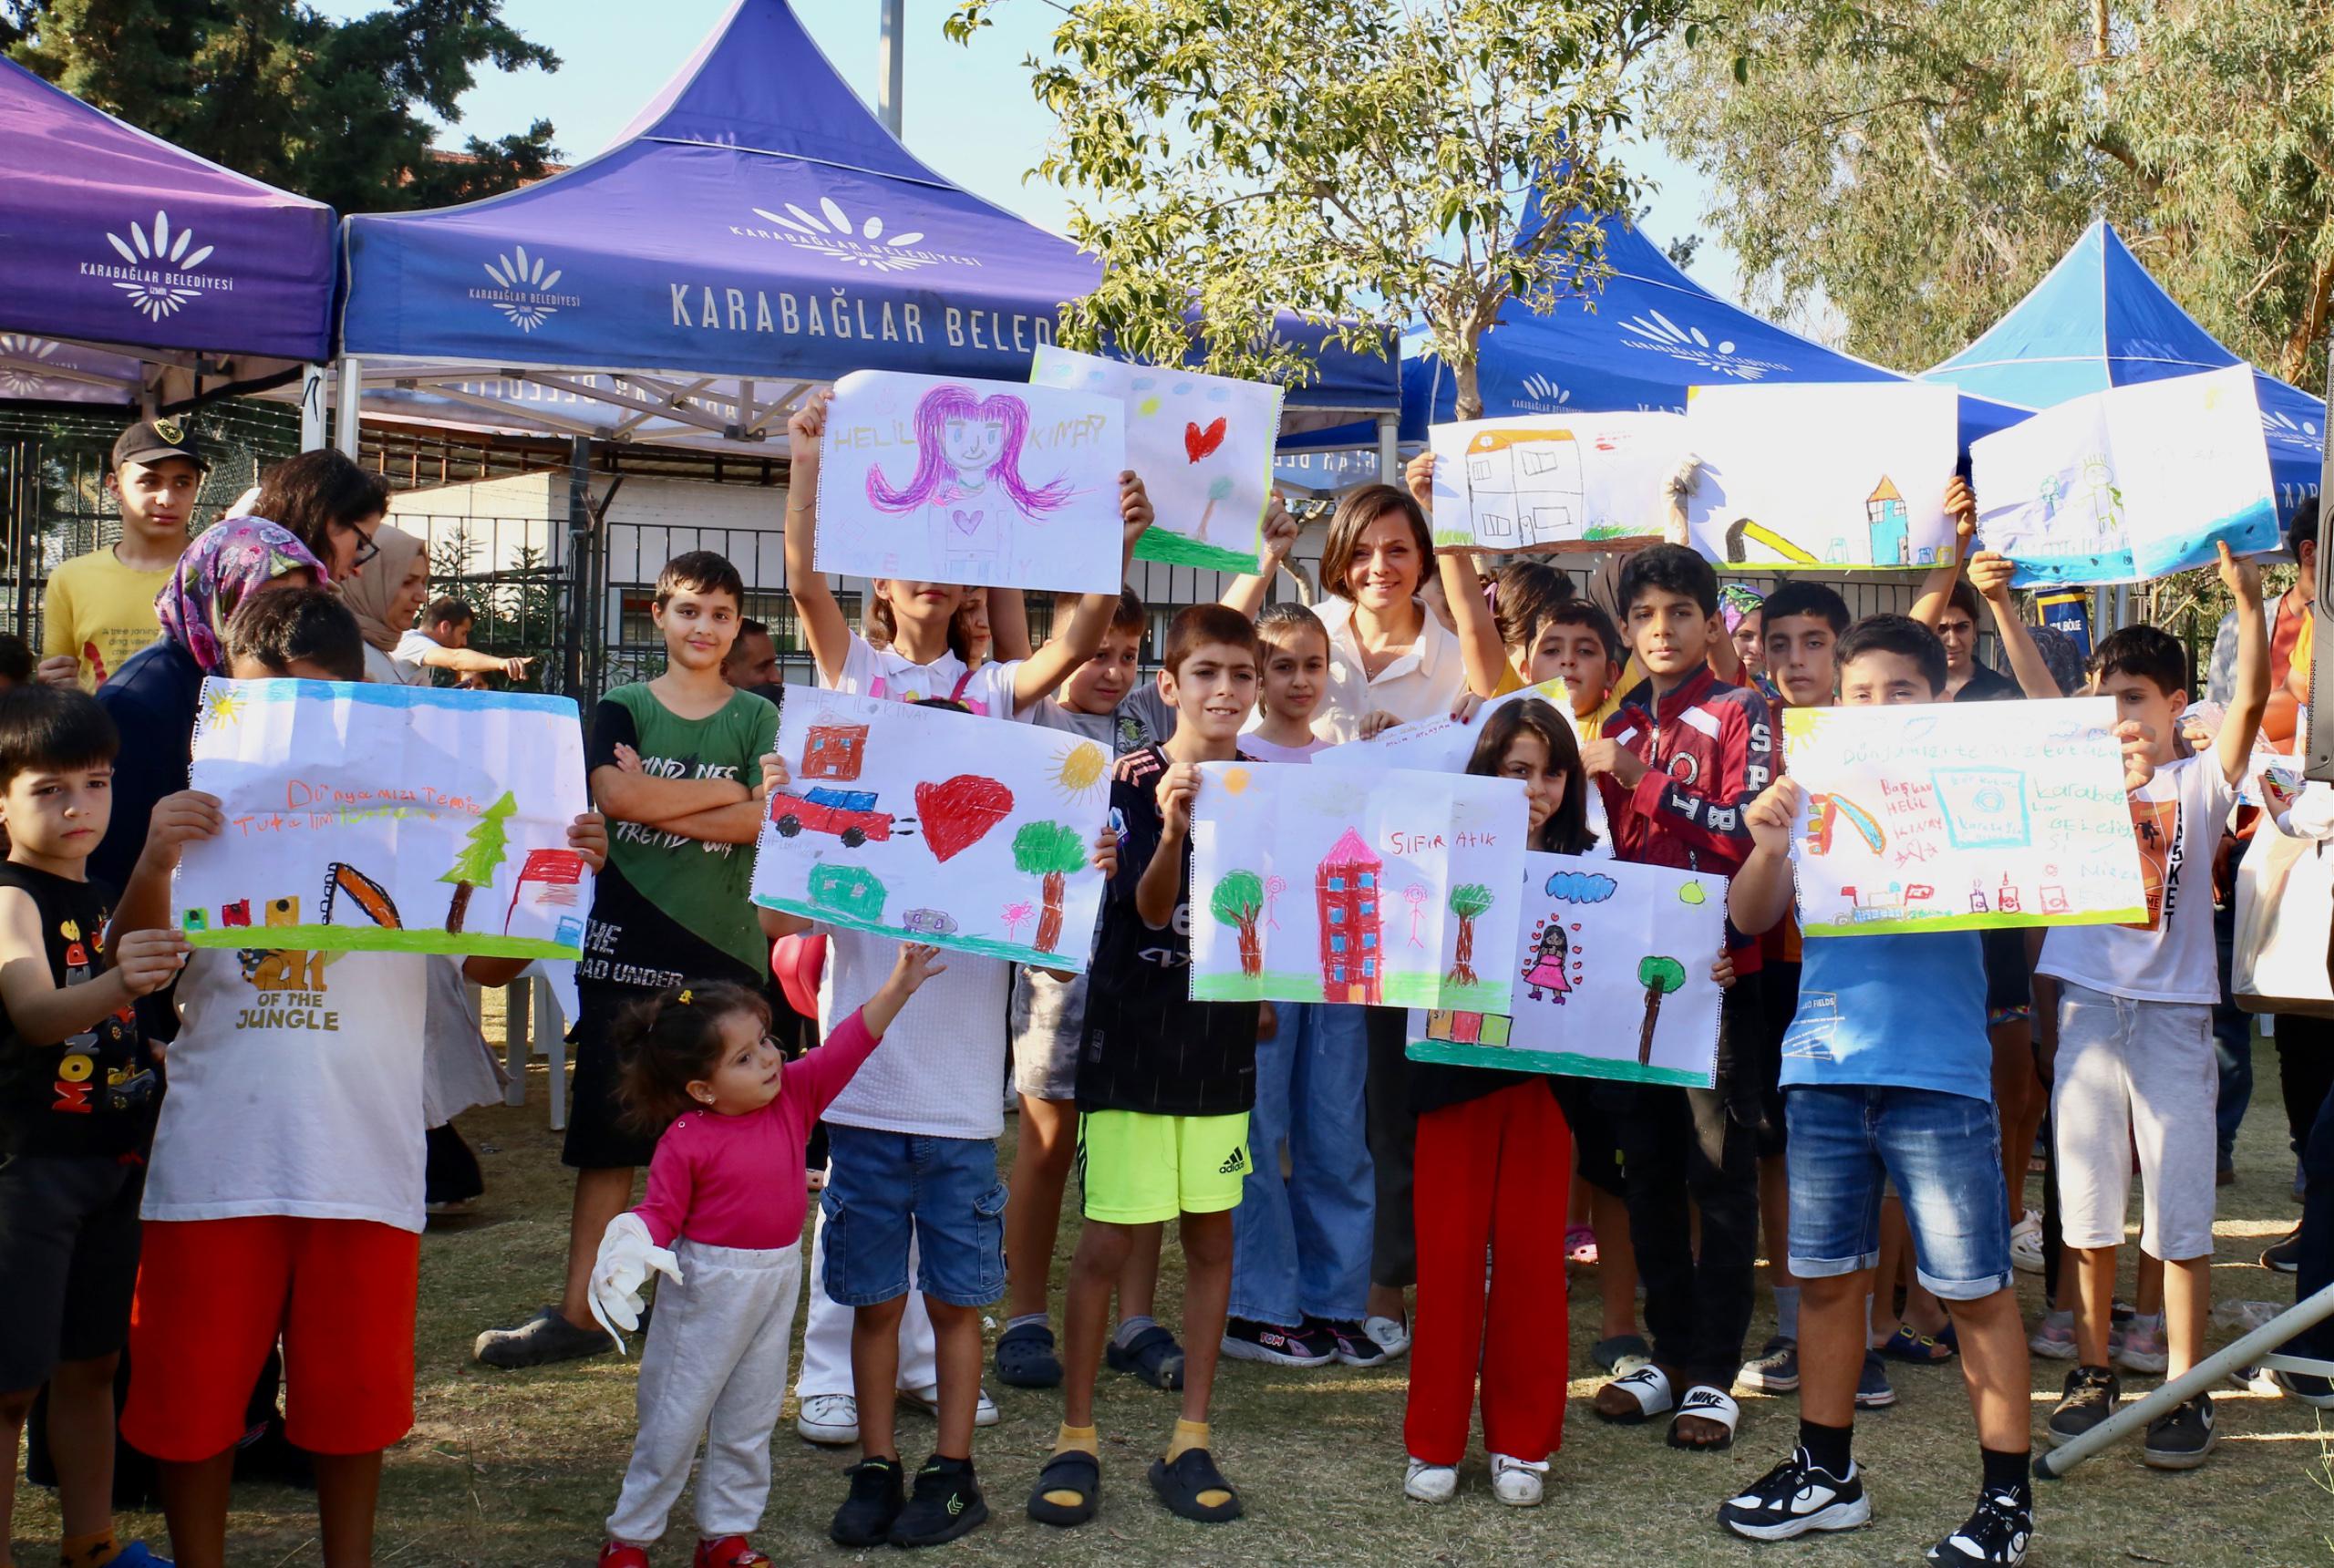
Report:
1931,766,2031,850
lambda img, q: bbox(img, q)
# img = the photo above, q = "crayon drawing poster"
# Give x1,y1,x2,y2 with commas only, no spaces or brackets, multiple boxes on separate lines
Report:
1970,365,2279,586
749,689,1110,969
1408,853,1724,1088
173,679,592,958
1188,761,1528,1010
814,368,1127,593
1031,345,1282,573
1426,412,1684,552
1781,697,2147,936
1685,382,1960,570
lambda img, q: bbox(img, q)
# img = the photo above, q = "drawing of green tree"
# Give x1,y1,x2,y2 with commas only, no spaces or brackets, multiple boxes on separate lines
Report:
439,790,516,934
1636,955,1688,1066
1011,820,1089,952
1211,869,1266,976
1445,882,1495,985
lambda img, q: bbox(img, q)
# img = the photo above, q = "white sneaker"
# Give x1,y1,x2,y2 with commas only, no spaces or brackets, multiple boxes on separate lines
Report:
1364,1313,1412,1360
1490,1454,1546,1507
797,1392,858,1445
2010,1210,2044,1275
900,1383,1001,1428
1403,1457,1457,1503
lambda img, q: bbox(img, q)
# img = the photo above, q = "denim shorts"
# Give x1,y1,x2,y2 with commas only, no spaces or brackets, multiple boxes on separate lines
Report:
818,1123,1007,1308
1783,1084,2014,1300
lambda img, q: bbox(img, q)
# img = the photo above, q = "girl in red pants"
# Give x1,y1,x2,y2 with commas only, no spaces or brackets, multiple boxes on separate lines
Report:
1403,700,1592,1508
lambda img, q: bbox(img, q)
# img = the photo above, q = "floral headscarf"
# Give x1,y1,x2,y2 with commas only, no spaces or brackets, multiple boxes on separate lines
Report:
1717,583,1766,634
154,516,328,675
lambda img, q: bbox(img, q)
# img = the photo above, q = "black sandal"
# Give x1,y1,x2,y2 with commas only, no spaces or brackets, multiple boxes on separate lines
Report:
1106,1324,1185,1391
1027,1449,1100,1528
995,1320,1063,1388
1148,1448,1241,1523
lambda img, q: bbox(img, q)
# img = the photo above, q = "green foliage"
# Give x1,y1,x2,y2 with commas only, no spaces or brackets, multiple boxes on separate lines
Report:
1448,882,1495,919
1011,819,1089,877
1653,1,2334,387
6,0,561,213
1210,867,1265,926
1637,954,1687,994
954,0,1694,418
442,789,516,887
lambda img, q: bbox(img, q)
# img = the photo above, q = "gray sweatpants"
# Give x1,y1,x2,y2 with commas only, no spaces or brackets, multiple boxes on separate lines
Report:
607,1238,803,1546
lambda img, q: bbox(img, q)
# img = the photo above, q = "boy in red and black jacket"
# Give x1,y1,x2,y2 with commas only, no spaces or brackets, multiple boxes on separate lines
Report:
1582,543,1777,1456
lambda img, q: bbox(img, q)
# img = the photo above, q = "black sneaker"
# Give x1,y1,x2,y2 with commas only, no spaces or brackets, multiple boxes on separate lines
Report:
1716,1446,1872,1541
470,1306,611,1369
1926,1485,2032,1565
1318,1317,1392,1368
828,1456,905,1547
1740,1336,1801,1393
2046,1366,2120,1447
2263,1226,2303,1273
1219,1316,1335,1367
888,1457,988,1548
2143,1393,2217,1470
1855,1351,1896,1409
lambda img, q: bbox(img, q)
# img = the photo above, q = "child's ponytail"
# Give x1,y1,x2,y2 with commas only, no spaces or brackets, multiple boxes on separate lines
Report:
612,980,771,1134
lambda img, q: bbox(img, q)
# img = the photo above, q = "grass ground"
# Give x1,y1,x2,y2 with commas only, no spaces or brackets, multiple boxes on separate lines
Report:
14,1029,2334,1566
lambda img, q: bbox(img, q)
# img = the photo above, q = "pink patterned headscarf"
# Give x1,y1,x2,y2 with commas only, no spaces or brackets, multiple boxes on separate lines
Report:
153,516,328,675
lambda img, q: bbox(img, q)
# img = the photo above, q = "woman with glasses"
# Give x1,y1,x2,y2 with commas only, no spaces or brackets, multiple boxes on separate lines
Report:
248,449,389,583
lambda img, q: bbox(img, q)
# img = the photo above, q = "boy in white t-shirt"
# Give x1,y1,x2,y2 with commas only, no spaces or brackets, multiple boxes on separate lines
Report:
776,389,1152,1549
2036,542,2267,1470
118,586,607,1568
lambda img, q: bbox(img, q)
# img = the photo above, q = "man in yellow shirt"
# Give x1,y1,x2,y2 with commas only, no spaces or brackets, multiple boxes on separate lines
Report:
39,419,207,689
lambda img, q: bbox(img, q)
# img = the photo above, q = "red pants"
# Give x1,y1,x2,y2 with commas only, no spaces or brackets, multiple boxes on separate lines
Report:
1405,1081,1573,1467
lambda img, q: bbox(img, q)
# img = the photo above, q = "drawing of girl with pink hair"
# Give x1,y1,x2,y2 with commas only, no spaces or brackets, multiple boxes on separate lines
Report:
866,383,1072,582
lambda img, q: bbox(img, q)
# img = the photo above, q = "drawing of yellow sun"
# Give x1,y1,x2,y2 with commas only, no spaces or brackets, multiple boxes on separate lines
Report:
1220,767,1252,796
1051,739,1109,803
202,686,246,729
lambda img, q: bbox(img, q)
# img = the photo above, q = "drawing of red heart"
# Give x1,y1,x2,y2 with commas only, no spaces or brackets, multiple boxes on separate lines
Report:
1183,418,1227,463
915,774,1015,862
951,508,984,535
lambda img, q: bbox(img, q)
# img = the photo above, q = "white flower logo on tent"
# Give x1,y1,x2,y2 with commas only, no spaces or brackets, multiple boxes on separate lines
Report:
751,198,936,273
480,248,564,331
103,211,215,321
2262,407,2321,449
0,335,62,397
1518,374,1572,409
1618,309,1784,380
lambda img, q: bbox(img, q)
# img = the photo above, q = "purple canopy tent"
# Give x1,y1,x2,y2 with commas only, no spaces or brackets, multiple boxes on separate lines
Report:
331,0,1398,455
0,57,335,407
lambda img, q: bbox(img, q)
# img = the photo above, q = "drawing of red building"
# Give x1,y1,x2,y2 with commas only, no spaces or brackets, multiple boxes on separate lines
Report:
803,718,870,781
1315,828,1385,1003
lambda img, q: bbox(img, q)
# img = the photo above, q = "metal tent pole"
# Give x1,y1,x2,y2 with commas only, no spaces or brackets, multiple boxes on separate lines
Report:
334,357,363,457
878,0,905,137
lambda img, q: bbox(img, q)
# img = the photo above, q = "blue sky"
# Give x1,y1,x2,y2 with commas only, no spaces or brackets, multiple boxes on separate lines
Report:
315,0,1740,301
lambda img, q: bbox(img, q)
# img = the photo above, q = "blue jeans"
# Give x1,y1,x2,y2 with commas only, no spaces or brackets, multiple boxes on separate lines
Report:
1228,1002,1373,1326
1784,1084,2015,1301
2213,901,2254,1170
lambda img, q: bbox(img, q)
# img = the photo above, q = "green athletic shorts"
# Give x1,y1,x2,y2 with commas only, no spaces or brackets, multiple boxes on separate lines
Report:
1077,1109,1252,1225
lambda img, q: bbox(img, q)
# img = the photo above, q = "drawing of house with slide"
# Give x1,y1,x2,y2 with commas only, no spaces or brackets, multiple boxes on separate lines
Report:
1462,428,1585,547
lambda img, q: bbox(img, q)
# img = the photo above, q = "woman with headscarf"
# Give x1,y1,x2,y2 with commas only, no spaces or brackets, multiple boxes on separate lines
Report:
338,524,431,686
92,518,325,890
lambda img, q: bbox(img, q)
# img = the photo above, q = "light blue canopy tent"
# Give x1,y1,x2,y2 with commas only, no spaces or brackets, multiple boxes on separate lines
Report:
330,0,1394,453
1923,220,2323,528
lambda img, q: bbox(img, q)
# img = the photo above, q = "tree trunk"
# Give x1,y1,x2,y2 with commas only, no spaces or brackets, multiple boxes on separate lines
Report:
1037,872,1065,951
446,882,474,934
2280,251,2334,385
1448,915,1477,985
1195,498,1215,542
1236,919,1262,976
1637,986,1663,1066
1453,352,1483,423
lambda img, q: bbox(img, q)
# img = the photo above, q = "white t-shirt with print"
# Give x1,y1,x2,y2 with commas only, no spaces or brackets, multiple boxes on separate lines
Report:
818,630,1018,1140
144,947,430,1233
2038,752,2236,1006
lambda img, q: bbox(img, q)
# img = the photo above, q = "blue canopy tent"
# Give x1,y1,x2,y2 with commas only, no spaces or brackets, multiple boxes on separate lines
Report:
332,0,1395,454
1923,220,2323,527
1399,206,2031,449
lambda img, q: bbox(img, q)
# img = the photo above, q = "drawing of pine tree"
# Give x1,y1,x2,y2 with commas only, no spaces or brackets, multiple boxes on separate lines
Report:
441,791,517,934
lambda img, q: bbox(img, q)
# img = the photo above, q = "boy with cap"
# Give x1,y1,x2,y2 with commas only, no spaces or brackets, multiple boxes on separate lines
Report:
40,420,208,690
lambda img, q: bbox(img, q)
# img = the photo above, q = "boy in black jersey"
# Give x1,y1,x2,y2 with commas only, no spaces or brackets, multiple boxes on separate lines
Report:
0,685,193,1568
1028,605,1262,1532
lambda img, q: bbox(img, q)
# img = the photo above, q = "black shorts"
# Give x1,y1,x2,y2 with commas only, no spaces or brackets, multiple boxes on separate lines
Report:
0,1153,144,1388
561,996,659,1171
1981,927,2033,1016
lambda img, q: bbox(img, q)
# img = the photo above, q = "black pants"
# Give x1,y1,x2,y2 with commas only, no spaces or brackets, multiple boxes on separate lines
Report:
1364,1006,1417,1291
2279,1014,2334,1161
2283,1045,2334,1362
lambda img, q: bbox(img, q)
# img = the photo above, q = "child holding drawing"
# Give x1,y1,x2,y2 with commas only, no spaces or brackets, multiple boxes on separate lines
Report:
777,387,1152,1548
474,552,780,1374
122,587,609,1568
590,948,944,1568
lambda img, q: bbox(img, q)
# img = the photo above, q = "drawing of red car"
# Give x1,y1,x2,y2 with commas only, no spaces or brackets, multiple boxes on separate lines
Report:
770,788,894,848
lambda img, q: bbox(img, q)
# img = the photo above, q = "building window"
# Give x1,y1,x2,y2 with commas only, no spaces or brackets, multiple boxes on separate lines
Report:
1362,932,1377,950
1329,934,1347,954
1327,906,1346,924
1326,875,1345,892
1358,872,1376,889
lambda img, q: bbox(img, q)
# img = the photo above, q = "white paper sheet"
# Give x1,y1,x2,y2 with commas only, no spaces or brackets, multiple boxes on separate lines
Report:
172,680,592,957
1426,412,1683,552
1781,697,2148,936
814,368,1127,593
1030,345,1281,573
1313,676,1573,773
749,690,1110,969
1407,851,1725,1087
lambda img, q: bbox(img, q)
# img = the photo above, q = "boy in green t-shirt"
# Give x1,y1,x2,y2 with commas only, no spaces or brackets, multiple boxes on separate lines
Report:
473,551,780,1369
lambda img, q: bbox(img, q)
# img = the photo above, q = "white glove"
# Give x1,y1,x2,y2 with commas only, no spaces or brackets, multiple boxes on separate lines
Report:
587,1212,683,1356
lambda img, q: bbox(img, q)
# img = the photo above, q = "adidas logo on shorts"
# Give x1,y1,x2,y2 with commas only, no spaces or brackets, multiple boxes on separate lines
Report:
1217,1145,1250,1176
